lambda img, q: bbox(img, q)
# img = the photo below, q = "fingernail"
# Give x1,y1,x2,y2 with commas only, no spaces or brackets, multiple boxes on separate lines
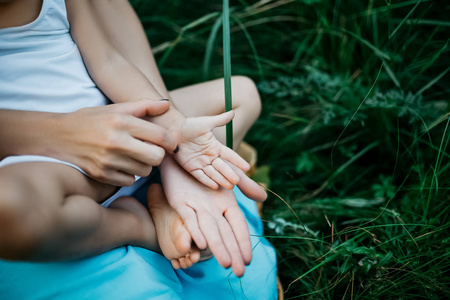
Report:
161,98,170,101
173,145,179,154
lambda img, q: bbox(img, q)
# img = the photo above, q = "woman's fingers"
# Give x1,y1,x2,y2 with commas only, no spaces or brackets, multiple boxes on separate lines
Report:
124,115,177,153
224,206,252,265
228,163,267,202
174,206,207,250
196,210,232,269
107,99,170,118
123,139,166,167
216,216,246,277
104,156,153,178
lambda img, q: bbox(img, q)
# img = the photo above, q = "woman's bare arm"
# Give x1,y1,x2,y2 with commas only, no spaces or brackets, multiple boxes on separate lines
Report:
0,101,177,186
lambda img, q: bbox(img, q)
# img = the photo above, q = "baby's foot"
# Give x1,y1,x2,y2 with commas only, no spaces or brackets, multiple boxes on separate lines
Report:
108,196,158,251
147,184,201,269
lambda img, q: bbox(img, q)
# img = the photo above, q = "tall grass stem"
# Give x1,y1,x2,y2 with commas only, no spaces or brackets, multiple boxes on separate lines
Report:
223,0,233,149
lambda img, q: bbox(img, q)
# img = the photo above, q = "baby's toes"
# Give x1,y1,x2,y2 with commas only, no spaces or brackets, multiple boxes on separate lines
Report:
171,259,181,269
184,256,195,268
179,257,191,269
173,221,192,255
190,248,201,264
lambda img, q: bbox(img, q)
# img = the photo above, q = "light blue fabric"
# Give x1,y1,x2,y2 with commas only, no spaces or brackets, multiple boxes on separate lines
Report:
0,187,277,300
176,187,278,300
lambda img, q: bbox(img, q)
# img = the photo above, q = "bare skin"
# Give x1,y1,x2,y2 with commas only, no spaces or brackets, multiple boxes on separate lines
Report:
74,0,267,275
66,0,249,190
0,0,267,277
0,160,201,269
0,0,41,29
113,194,201,269
0,161,145,260
0,0,199,265
147,184,201,269
158,77,266,277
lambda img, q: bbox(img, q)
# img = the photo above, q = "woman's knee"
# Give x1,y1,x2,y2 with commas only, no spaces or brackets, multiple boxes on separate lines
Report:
0,171,59,259
231,76,262,120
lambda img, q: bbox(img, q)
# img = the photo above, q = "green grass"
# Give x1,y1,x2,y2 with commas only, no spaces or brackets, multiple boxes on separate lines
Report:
131,0,449,298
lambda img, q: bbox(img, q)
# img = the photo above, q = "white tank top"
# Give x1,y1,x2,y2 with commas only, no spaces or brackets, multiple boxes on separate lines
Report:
0,0,108,113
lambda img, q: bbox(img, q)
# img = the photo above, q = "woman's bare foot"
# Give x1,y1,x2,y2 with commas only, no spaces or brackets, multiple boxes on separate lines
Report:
147,184,201,269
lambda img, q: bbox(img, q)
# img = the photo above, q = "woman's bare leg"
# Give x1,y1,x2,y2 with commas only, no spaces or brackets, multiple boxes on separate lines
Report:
169,76,262,150
0,162,157,261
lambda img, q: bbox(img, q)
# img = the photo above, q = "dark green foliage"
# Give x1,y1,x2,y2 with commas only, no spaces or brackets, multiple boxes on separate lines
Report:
131,0,449,298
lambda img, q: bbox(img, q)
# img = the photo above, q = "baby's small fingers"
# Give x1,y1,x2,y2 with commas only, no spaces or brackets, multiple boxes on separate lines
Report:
203,165,234,190
191,169,219,190
220,146,250,172
212,158,239,186
171,259,181,269
225,206,252,265
204,110,235,130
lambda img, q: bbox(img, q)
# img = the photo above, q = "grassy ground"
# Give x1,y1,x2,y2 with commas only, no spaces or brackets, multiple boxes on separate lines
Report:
131,0,449,298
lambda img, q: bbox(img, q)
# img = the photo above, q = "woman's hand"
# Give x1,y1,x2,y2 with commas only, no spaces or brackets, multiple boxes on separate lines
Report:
52,100,177,186
159,155,266,277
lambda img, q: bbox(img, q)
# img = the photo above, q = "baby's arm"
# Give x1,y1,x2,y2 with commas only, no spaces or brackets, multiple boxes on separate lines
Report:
66,0,163,103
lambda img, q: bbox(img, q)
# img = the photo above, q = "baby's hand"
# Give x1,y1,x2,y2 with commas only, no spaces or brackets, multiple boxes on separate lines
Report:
171,111,250,190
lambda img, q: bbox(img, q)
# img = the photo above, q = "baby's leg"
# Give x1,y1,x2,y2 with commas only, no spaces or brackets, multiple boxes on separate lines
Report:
169,76,261,150
146,184,201,269
0,162,157,261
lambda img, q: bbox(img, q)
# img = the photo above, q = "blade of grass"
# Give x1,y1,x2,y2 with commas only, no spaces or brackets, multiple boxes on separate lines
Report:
389,0,421,39
203,15,223,81
341,28,391,61
416,66,450,95
223,0,233,149
425,117,450,217
331,62,384,168
158,12,220,67
231,15,264,81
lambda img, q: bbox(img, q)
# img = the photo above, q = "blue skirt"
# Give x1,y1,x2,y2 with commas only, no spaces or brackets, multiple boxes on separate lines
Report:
0,187,277,300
